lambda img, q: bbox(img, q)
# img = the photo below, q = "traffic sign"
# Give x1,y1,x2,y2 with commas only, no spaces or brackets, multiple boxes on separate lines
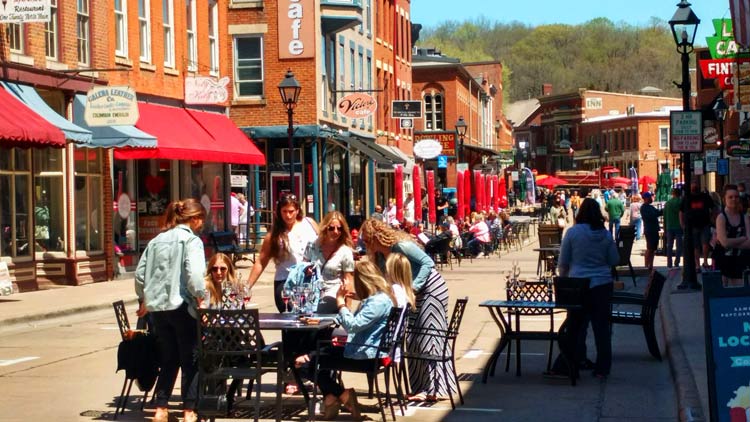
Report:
670,111,704,153
437,155,448,168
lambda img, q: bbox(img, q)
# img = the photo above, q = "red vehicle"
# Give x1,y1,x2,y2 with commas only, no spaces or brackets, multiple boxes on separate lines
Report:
555,166,630,190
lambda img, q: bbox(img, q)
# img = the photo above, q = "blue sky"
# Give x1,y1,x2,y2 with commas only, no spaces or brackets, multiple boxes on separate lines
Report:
411,0,724,47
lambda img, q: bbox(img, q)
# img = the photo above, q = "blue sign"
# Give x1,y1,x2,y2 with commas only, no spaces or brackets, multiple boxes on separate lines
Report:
437,155,448,168
718,158,729,176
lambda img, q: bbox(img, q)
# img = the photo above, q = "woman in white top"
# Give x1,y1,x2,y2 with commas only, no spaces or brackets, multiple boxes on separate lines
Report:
304,211,355,313
247,194,318,312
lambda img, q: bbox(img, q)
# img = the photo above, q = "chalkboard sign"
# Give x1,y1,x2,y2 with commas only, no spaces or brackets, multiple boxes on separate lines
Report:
703,271,750,422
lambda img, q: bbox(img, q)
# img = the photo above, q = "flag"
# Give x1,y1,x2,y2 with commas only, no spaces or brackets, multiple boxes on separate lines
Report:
731,0,750,48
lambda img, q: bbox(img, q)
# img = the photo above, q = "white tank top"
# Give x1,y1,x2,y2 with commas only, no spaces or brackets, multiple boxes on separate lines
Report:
274,217,318,281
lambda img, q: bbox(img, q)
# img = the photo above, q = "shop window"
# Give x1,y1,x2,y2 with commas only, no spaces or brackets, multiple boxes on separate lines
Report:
137,160,171,252
33,149,65,254
233,36,264,97
46,0,59,60
138,0,151,62
74,148,102,252
181,161,225,235
113,160,137,267
77,0,90,65
0,148,31,258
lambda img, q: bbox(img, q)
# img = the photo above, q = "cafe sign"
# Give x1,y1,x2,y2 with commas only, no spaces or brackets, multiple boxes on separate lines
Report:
707,19,738,59
414,131,455,157
413,139,442,160
0,0,50,24
185,76,229,105
337,92,377,119
278,0,315,59
84,86,139,127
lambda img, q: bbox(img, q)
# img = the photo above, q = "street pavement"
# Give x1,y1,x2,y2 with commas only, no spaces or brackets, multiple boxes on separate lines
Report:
0,233,709,422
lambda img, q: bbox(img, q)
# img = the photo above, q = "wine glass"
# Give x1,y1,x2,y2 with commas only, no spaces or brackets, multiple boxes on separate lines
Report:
302,283,312,314
241,285,252,309
281,288,293,313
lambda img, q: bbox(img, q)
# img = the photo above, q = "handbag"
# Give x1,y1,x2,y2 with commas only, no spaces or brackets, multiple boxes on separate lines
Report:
557,216,566,228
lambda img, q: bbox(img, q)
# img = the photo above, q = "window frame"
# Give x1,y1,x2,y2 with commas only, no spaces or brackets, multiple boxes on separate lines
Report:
186,0,197,72
73,148,103,254
138,0,152,62
659,126,669,150
208,0,219,75
233,35,265,98
114,0,128,58
7,23,24,54
45,0,59,60
0,148,32,259
424,93,444,131
162,0,175,68
77,0,90,65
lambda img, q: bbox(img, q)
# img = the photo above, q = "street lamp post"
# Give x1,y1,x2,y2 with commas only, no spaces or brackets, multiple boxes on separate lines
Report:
713,96,728,159
669,0,700,288
599,149,609,188
455,116,467,165
278,69,302,196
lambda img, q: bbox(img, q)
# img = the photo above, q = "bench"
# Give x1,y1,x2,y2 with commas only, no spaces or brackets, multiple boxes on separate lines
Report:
610,271,666,360
208,231,256,264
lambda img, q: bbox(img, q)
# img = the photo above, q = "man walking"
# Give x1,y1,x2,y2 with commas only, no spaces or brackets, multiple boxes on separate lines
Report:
640,192,662,273
605,192,625,239
663,188,683,268
680,180,715,276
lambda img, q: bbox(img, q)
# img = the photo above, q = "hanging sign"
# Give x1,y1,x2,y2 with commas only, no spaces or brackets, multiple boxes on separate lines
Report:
413,139,442,160
84,86,139,127
185,76,229,105
0,0,50,23
278,0,315,59
707,19,738,59
727,139,750,158
337,92,377,119
391,100,422,118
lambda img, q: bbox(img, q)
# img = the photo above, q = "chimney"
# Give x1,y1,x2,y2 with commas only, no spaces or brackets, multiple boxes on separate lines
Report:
542,83,553,96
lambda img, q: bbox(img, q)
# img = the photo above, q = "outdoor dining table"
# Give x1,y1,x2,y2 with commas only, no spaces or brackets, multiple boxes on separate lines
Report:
533,245,561,276
479,299,584,386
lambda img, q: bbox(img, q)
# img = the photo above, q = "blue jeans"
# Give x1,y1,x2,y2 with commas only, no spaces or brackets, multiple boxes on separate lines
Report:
609,218,621,239
630,217,642,240
665,228,683,267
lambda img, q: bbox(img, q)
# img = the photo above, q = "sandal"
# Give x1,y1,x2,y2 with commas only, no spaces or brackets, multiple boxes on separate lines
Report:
284,383,300,395
408,391,435,402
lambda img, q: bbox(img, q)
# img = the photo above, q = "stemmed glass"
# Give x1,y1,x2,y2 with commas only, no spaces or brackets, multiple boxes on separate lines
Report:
302,283,313,314
281,287,293,313
241,285,252,309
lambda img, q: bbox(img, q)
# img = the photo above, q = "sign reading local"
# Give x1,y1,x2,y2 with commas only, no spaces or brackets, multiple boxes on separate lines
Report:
337,93,377,119
391,100,422,118
707,19,738,59
84,86,139,127
0,0,50,24
185,76,229,105
414,131,455,157
277,0,315,59
670,111,703,153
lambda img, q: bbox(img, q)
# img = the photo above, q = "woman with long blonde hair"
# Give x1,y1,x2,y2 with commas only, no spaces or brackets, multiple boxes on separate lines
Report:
385,253,416,311
203,253,237,308
360,218,455,402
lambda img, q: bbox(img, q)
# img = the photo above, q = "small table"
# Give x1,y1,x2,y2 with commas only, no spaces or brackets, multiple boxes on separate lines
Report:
479,300,583,385
533,246,561,276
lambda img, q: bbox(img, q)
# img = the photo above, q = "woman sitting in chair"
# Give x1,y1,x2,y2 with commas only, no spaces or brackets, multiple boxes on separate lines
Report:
295,260,395,420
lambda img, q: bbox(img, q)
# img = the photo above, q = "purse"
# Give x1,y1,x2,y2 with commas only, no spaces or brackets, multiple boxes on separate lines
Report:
557,216,566,228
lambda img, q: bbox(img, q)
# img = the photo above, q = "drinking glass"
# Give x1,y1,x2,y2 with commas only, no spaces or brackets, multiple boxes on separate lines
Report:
241,285,252,309
281,288,293,313
302,283,312,314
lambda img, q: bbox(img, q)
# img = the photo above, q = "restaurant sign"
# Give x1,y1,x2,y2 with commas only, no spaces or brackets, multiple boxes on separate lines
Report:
0,0,50,23
278,0,315,59
414,131,455,157
413,139,442,160
185,76,229,105
707,19,738,59
84,86,139,127
337,92,377,119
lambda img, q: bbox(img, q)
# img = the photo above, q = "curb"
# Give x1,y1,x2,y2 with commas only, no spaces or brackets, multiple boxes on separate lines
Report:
0,298,140,330
660,272,705,422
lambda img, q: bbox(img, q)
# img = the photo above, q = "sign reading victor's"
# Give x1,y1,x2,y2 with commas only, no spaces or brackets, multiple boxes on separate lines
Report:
702,272,750,422
670,111,703,153
278,0,315,59
84,86,139,127
391,100,422,118
0,0,50,23
337,93,377,119
185,76,229,105
414,131,456,157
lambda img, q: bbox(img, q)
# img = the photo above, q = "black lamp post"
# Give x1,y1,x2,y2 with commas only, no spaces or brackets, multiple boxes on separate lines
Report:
713,96,728,159
600,149,609,187
669,0,700,288
455,115,467,164
278,69,301,196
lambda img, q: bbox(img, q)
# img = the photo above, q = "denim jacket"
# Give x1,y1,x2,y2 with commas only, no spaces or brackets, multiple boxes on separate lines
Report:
135,225,207,318
338,292,394,359
391,241,434,291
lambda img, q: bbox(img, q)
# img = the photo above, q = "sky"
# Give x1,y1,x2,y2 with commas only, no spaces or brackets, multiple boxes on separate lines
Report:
411,0,725,48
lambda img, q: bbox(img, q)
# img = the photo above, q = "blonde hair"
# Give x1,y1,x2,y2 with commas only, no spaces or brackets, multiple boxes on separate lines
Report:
163,198,206,231
318,211,354,249
204,253,236,307
385,253,415,310
353,260,396,306
360,218,413,259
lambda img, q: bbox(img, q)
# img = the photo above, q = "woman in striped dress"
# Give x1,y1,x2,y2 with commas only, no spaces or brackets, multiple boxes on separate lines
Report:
360,218,456,401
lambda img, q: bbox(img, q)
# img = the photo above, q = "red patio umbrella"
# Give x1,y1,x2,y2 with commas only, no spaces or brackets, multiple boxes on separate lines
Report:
413,164,422,222
427,170,436,224
484,174,492,212
395,164,404,222
493,175,500,211
536,176,569,188
463,170,471,216
456,170,464,221
474,170,482,212
499,176,508,208
639,175,656,192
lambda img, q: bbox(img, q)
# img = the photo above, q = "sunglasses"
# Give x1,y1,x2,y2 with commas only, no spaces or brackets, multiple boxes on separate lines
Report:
211,266,228,273
327,226,343,232
279,194,298,202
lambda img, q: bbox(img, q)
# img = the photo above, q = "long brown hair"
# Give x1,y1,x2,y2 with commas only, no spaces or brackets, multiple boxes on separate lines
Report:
204,253,236,307
163,198,206,231
353,260,396,306
269,194,303,261
318,211,354,249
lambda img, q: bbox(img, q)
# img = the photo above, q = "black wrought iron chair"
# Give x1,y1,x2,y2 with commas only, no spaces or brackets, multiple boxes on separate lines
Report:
610,271,666,360
503,282,555,376
196,308,283,422
400,297,469,410
426,236,453,270
313,307,407,422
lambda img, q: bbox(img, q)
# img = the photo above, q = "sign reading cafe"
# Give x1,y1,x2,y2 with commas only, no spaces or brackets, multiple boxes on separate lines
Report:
84,86,139,127
0,0,50,24
278,0,315,59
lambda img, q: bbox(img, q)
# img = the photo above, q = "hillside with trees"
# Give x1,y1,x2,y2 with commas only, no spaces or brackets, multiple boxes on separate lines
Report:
419,17,683,104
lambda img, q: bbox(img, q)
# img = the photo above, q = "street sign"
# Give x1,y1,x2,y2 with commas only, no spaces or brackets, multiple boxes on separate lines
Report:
391,100,422,118
437,155,447,168
670,111,704,153
705,150,720,172
718,158,730,175
399,118,413,129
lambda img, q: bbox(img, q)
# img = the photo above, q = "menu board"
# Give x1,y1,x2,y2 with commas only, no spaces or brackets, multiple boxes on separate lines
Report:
703,272,750,422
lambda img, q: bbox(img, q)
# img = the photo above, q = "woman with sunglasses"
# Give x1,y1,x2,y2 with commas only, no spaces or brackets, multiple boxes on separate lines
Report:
247,194,319,312
304,211,355,313
134,198,207,422
203,253,237,308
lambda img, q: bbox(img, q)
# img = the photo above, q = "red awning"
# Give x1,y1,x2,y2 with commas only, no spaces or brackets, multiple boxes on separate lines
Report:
0,87,65,147
114,102,265,165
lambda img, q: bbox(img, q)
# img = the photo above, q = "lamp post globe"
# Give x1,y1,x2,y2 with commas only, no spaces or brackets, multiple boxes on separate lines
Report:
669,0,700,288
278,69,301,195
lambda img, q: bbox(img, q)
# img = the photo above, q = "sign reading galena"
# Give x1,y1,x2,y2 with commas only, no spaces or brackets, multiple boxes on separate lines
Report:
337,93,377,119
84,86,139,127
278,0,315,59
185,76,229,105
0,0,51,24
